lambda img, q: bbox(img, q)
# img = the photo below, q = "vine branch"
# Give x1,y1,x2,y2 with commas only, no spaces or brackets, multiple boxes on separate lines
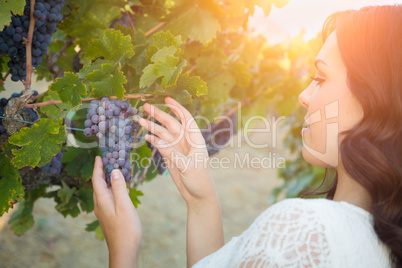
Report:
24,93,154,108
145,22,166,37
24,0,36,92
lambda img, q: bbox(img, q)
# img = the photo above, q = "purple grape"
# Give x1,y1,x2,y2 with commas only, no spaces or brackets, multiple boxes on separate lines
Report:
112,151,119,159
90,100,99,108
106,152,112,159
84,119,92,128
109,158,116,165
97,106,105,115
84,128,93,136
117,158,125,166
99,121,107,132
92,114,100,124
91,125,99,134
103,157,109,166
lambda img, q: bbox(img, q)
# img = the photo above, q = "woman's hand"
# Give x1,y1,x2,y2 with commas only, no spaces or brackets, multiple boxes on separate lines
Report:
92,156,142,268
138,96,218,207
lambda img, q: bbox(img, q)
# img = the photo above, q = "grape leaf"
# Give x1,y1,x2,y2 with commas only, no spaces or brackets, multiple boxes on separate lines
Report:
84,28,135,62
40,91,73,119
129,188,144,208
132,142,152,167
165,73,208,98
230,62,252,88
206,71,236,104
50,72,87,106
8,119,66,169
85,220,105,240
139,64,157,89
62,147,96,181
154,56,186,86
87,63,127,99
55,181,80,218
0,144,24,216
0,0,25,28
76,187,94,213
152,31,182,49
9,198,34,235
167,7,221,45
151,46,180,63
175,90,192,105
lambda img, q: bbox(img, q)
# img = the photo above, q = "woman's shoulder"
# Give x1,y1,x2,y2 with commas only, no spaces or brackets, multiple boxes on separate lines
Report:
263,197,372,221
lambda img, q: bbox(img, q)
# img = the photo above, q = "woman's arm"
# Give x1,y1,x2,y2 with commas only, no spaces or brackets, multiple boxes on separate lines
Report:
138,97,224,266
186,195,224,267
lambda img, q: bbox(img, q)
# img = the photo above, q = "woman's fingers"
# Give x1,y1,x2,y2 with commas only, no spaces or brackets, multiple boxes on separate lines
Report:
145,134,189,174
142,102,182,136
92,156,114,211
165,96,206,149
110,169,133,212
138,117,177,145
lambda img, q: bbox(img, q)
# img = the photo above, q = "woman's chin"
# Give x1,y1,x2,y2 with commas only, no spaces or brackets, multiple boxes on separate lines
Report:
301,144,336,168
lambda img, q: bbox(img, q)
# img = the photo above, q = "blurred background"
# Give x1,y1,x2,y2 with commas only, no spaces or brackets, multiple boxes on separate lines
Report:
1,0,401,267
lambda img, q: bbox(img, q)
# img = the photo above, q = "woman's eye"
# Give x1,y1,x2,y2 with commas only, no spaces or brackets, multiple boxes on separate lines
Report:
310,76,325,86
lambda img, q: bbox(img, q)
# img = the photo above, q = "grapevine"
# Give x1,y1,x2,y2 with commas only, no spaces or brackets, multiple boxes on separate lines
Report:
0,0,325,242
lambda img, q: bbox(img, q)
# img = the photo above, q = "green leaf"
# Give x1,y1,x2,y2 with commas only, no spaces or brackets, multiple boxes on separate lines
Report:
85,220,105,240
76,187,94,213
0,0,25,28
40,91,73,119
50,72,87,106
152,31,182,49
129,188,144,208
176,90,192,105
230,62,252,88
165,73,208,98
62,147,96,181
8,119,66,168
206,71,236,104
132,143,152,167
84,28,135,62
151,46,179,63
139,64,157,88
154,56,186,86
167,7,221,45
87,63,127,99
0,144,24,216
54,181,80,217
9,199,34,235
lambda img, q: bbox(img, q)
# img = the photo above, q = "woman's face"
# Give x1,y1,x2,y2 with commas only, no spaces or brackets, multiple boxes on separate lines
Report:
298,31,364,168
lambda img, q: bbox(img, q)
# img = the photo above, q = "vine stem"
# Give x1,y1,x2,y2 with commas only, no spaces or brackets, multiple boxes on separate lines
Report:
0,70,10,88
125,11,136,34
145,22,166,37
24,93,154,108
24,0,36,92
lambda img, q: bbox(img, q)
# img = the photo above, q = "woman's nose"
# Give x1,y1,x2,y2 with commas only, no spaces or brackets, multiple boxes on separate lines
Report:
298,84,312,110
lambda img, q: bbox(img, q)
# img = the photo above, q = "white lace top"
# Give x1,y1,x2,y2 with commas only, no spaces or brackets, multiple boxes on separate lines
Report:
192,198,393,268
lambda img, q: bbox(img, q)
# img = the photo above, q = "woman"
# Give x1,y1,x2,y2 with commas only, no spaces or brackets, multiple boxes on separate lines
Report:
91,5,402,268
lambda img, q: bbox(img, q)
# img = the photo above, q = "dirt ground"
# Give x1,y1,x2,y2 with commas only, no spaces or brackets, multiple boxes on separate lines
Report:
0,117,291,268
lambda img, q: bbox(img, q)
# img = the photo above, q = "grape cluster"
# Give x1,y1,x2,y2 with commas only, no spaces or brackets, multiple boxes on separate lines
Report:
0,0,65,82
202,113,238,156
41,150,63,174
0,90,39,134
84,97,139,184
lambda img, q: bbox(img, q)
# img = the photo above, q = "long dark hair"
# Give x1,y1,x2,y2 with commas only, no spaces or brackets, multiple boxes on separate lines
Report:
299,5,402,267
